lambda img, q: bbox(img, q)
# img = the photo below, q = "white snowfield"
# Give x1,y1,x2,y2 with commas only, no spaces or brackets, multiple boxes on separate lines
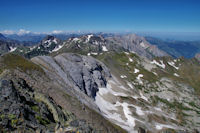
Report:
102,46,108,51
95,77,179,133
168,61,179,70
151,60,165,69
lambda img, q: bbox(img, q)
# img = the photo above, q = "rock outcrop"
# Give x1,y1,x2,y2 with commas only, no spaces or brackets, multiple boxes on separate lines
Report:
32,53,111,99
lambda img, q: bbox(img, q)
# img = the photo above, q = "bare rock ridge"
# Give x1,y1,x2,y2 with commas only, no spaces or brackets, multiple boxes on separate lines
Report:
0,78,66,132
32,53,111,99
52,34,169,59
106,34,169,59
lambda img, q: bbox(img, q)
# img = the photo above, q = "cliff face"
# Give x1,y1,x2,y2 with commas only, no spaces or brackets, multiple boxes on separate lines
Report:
32,53,111,99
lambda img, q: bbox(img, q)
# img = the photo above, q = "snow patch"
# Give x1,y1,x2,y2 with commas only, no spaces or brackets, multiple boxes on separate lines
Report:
155,123,175,130
102,46,108,51
91,52,98,55
136,74,143,84
139,91,148,101
134,68,139,74
153,72,158,76
52,45,64,52
174,73,180,77
30,46,36,51
129,58,133,62
151,60,165,69
168,61,179,70
124,52,129,55
120,75,127,78
134,105,145,116
127,82,133,89
53,38,58,44
86,34,93,42
9,47,17,52
72,38,80,42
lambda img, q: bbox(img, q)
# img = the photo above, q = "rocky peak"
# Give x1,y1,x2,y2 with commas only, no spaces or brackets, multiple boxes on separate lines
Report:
39,35,60,48
69,34,105,45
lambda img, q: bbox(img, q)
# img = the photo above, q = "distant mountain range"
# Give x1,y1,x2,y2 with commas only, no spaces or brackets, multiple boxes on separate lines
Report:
1,32,200,59
146,36,200,58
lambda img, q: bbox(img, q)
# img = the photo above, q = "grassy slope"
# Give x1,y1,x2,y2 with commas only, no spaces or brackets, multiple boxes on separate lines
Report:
0,53,44,74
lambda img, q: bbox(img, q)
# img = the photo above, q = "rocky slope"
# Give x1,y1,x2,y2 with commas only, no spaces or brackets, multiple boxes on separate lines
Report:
96,52,200,132
33,52,200,132
0,53,125,133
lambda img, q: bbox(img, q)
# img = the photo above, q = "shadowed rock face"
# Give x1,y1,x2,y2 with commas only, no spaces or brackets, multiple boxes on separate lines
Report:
0,79,55,132
32,53,111,99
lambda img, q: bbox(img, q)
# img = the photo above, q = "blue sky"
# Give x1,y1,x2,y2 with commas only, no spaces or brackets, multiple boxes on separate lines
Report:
0,0,200,33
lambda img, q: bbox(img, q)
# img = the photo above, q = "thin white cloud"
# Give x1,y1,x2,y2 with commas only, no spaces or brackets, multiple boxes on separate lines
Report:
17,29,31,35
0,30,15,35
0,29,82,35
51,30,64,34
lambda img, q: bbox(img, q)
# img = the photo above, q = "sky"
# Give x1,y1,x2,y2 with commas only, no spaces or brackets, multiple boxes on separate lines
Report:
0,0,200,33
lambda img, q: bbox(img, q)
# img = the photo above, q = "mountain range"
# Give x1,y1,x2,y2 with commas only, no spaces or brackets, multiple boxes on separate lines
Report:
0,33,200,133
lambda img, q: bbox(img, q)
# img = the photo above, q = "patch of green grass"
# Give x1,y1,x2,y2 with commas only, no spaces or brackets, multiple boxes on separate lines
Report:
188,101,200,109
36,115,50,125
8,114,16,119
31,105,40,113
152,96,193,111
0,114,5,120
0,53,44,73
11,119,18,126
